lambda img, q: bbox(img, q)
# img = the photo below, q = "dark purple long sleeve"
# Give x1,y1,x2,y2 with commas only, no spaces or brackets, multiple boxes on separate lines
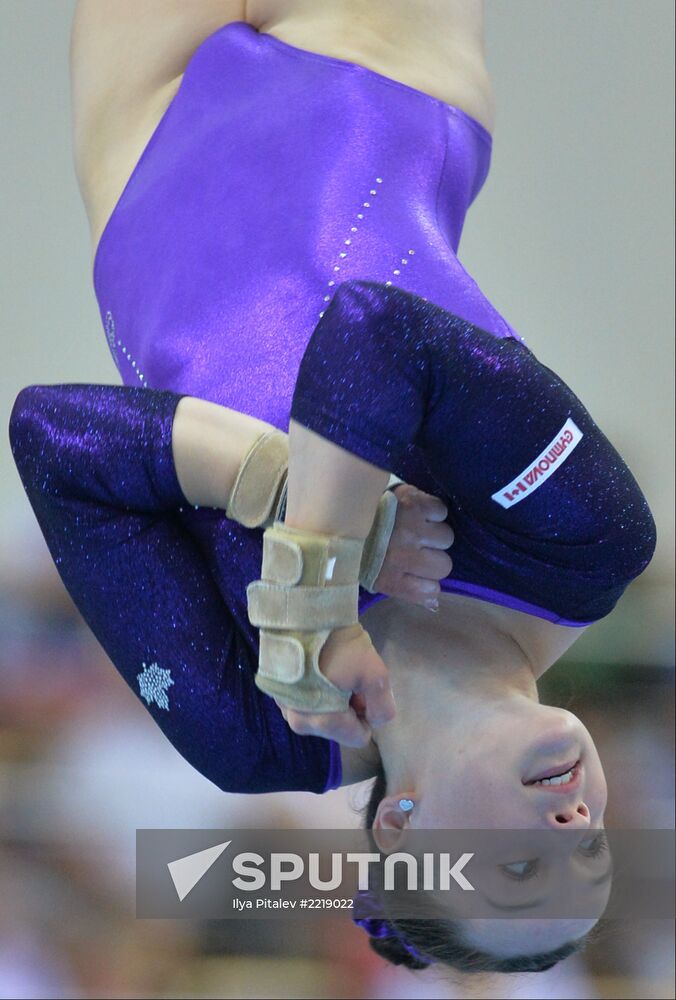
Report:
291,280,658,624
8,383,342,794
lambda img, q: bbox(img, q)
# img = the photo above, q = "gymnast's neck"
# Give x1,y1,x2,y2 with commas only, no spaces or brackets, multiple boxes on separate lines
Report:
340,592,588,786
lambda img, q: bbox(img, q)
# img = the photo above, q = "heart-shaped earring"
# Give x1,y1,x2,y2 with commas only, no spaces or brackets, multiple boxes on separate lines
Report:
398,798,415,813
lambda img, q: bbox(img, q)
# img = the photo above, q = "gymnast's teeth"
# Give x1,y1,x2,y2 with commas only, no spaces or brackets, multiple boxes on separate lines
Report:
535,768,575,786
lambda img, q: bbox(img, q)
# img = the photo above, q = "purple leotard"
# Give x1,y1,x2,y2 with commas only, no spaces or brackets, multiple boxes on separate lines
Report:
93,20,505,416
9,22,656,796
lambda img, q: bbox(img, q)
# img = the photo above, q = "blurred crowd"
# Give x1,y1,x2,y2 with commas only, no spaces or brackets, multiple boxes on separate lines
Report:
0,537,673,1000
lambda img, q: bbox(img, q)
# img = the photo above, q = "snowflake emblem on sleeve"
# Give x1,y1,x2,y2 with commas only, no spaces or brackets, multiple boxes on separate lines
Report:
137,661,174,710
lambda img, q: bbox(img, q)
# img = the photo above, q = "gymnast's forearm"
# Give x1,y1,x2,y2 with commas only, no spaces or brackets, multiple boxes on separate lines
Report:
170,395,275,508
284,418,390,540
170,397,390,541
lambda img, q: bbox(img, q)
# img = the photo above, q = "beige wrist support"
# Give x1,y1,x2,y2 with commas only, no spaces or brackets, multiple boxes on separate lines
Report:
360,473,404,592
247,521,365,712
225,428,289,529
224,429,404,595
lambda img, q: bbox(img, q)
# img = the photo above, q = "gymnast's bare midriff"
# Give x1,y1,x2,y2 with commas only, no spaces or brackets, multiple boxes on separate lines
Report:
70,0,496,262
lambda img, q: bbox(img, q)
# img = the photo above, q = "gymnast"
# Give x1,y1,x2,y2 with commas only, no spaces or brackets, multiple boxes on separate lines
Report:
9,4,656,975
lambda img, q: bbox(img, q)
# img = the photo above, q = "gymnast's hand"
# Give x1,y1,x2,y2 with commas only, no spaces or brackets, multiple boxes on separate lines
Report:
373,483,454,609
275,623,396,748
270,486,452,745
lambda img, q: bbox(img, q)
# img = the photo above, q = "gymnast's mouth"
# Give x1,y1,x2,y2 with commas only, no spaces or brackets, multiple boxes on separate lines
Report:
522,759,581,788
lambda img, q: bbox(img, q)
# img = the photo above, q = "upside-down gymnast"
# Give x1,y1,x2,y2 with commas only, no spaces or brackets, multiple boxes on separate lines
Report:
9,11,656,975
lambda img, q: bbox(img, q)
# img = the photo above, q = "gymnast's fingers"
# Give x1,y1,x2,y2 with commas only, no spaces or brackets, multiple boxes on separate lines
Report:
421,520,455,550
417,491,449,522
394,487,453,547
351,663,397,728
382,573,439,608
317,626,397,729
407,546,453,580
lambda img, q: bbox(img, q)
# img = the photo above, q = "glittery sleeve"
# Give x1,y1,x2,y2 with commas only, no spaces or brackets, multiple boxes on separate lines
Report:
8,383,340,794
291,280,657,622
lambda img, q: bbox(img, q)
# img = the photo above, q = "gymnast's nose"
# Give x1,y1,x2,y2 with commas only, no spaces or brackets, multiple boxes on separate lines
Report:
545,800,591,829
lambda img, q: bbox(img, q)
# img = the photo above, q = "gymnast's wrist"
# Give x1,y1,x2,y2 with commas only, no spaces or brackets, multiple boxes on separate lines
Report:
247,523,364,713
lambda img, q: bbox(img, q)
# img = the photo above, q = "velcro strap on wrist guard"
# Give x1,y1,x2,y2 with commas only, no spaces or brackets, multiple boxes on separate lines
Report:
260,522,365,585
359,473,405,592
226,428,289,528
255,629,351,712
247,580,359,629
247,522,365,712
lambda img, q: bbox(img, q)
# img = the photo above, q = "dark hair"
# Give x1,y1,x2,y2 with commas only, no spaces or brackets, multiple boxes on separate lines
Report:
359,760,593,973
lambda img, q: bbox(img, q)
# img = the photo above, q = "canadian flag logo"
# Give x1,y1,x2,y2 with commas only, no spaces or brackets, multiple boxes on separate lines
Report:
491,417,583,509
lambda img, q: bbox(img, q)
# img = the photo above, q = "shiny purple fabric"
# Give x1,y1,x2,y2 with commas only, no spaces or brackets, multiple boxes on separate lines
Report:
93,19,503,420
291,280,657,624
8,383,338,795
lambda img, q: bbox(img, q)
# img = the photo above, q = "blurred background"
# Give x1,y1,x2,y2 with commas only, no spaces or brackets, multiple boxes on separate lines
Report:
1,1,674,997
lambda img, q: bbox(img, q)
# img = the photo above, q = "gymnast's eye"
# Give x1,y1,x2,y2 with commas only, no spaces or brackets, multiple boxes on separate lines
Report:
577,832,609,858
499,859,539,881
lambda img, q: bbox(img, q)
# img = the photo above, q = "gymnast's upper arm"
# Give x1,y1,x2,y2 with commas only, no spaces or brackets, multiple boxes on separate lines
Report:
70,0,247,113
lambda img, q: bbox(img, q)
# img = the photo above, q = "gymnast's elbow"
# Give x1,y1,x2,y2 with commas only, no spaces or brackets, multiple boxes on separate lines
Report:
578,501,657,623
608,494,658,588
8,385,56,487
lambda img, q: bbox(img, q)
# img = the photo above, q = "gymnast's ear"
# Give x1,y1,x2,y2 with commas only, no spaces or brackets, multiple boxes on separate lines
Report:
371,794,415,853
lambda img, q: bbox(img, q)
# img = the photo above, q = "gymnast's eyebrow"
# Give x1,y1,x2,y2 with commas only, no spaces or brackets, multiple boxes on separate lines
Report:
484,865,613,911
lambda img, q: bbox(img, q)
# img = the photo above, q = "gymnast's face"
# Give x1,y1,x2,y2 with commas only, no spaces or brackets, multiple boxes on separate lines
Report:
372,703,611,955
412,701,607,831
